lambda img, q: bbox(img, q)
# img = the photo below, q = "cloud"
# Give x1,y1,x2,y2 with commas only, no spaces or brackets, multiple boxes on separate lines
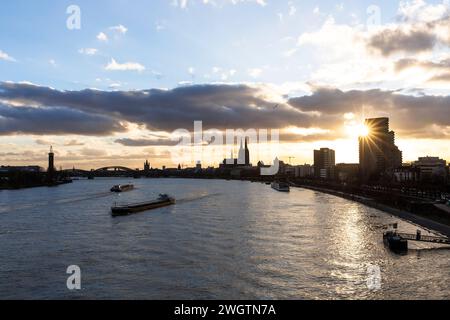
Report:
0,81,311,133
398,0,450,23
34,139,54,146
288,2,297,16
172,0,267,9
109,24,128,34
248,68,263,78
429,72,450,82
0,101,126,136
109,83,122,89
288,87,450,138
1,81,449,140
394,57,450,82
105,58,146,72
0,50,16,62
80,148,108,157
97,32,108,42
395,57,449,71
115,138,180,147
296,3,450,87
367,29,437,56
366,4,450,57
64,139,85,146
78,48,98,55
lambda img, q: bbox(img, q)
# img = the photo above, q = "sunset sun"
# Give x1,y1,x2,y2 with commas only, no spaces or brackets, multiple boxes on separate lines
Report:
346,123,370,139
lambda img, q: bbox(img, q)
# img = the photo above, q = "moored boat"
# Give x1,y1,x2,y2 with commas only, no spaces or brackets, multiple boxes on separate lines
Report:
111,184,134,193
383,231,408,253
271,181,290,192
111,194,175,216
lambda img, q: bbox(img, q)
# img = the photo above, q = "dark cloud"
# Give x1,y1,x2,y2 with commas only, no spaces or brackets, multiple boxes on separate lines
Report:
367,15,450,56
115,138,179,147
0,82,449,140
289,88,450,138
368,29,437,56
0,102,126,136
0,82,311,132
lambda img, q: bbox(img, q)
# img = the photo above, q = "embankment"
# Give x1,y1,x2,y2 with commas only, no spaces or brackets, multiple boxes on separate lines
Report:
294,184,450,238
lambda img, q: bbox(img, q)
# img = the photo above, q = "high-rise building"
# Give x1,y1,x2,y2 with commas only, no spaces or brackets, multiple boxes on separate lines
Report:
359,118,402,182
314,148,335,179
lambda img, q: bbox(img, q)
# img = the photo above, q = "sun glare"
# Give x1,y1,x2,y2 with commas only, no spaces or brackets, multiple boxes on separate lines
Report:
359,124,370,137
346,123,370,138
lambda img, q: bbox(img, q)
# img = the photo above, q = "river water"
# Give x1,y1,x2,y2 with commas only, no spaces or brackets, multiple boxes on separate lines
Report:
0,178,449,299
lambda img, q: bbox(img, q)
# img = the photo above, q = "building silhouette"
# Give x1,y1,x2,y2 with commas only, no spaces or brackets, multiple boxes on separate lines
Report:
48,146,55,172
314,148,335,179
47,146,55,181
221,137,251,168
237,138,251,166
144,160,150,173
359,118,402,182
414,156,447,182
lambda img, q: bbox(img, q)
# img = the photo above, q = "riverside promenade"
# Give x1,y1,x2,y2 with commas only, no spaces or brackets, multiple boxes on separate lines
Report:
293,183,450,238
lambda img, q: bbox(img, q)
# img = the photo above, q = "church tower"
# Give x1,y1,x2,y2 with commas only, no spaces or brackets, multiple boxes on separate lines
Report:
144,160,150,172
245,138,250,166
238,138,246,165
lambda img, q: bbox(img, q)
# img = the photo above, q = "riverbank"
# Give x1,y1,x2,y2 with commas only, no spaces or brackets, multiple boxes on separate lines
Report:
294,183,450,238
0,180,72,190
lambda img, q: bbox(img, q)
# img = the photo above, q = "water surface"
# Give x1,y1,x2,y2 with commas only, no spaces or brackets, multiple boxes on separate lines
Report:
0,178,449,299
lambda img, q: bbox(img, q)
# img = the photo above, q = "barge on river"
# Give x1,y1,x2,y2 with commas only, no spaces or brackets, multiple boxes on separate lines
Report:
111,184,134,193
271,181,290,192
111,194,175,217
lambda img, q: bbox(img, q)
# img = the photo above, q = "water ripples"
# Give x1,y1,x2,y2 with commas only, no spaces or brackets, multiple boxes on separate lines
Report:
0,178,449,299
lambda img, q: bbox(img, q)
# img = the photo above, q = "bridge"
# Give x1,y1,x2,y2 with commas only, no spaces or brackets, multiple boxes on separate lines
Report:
64,166,141,178
94,166,136,173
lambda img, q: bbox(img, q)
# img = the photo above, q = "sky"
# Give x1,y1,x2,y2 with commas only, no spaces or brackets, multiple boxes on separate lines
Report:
0,0,449,169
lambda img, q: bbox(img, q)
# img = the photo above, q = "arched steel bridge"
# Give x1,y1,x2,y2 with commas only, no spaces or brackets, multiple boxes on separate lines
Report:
94,166,136,173
64,166,139,177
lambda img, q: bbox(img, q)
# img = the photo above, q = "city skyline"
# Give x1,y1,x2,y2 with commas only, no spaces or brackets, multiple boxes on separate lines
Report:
1,0,450,169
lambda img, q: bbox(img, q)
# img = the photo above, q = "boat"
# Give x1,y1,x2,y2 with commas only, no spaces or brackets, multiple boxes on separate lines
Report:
111,194,176,217
271,181,290,192
110,184,134,193
383,231,408,252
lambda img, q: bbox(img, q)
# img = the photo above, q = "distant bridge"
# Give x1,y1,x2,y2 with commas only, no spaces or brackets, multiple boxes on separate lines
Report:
94,166,136,173
64,166,141,178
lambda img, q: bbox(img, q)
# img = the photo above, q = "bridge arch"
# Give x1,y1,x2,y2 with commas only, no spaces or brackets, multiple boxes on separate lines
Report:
94,166,136,173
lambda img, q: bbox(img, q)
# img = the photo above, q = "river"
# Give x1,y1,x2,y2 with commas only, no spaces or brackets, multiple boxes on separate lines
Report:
0,178,449,299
